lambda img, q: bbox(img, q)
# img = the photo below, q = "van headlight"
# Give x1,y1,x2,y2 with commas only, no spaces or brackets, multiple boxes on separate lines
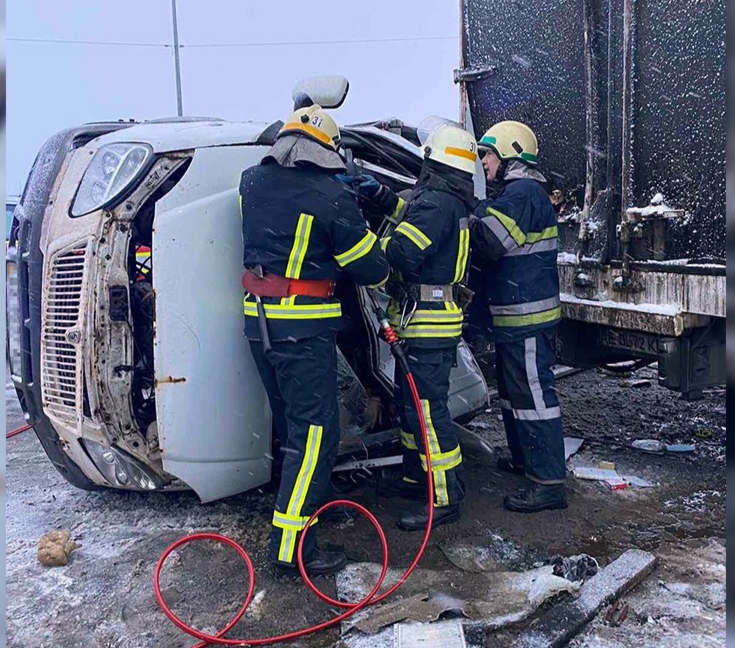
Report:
83,439,161,490
71,143,152,217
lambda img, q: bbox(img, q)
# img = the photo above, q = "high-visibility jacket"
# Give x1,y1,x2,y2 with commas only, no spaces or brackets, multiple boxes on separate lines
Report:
469,177,560,343
382,160,477,349
240,161,389,342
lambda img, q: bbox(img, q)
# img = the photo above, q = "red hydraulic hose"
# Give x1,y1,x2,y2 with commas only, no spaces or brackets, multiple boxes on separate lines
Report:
154,371,434,647
6,423,32,439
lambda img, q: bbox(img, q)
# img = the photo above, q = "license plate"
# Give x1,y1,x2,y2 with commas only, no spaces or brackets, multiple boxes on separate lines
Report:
599,328,660,356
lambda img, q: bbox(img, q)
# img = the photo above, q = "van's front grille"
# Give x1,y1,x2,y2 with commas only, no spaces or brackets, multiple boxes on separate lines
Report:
41,241,90,420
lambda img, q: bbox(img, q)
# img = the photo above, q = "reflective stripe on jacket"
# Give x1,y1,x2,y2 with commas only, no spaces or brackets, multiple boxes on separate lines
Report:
469,178,560,343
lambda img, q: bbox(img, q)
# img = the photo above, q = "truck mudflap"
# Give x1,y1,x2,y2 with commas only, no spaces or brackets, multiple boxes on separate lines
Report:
9,123,133,490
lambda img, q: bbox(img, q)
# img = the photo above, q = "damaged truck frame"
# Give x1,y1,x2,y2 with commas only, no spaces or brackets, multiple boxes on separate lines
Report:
459,0,725,400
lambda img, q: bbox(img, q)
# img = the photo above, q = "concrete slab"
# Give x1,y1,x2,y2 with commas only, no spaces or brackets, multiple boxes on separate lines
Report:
511,549,658,648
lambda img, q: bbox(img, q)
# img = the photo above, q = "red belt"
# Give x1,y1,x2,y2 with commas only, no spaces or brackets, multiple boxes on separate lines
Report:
242,269,336,299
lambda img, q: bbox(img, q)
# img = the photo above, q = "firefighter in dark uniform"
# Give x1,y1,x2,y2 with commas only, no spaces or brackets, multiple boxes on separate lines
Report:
348,124,478,530
469,120,567,513
240,105,389,575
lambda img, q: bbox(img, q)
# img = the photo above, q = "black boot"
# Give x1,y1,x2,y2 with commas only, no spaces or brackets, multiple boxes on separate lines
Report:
497,455,525,476
377,474,427,501
503,483,567,513
398,503,460,531
274,546,347,577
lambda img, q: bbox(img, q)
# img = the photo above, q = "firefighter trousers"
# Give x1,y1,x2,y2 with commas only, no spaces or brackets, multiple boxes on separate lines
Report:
395,346,465,506
249,334,340,565
495,329,566,485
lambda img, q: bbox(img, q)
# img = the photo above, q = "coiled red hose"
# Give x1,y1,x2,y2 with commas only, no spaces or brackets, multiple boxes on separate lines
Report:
154,371,433,647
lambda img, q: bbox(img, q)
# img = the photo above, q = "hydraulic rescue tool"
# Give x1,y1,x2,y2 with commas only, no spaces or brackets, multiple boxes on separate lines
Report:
154,288,436,647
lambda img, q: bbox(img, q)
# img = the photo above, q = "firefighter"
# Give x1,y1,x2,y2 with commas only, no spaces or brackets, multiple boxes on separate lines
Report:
469,120,568,513
347,124,478,531
239,105,390,576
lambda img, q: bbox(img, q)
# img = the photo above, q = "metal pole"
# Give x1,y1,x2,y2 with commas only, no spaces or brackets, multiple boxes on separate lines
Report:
171,0,183,116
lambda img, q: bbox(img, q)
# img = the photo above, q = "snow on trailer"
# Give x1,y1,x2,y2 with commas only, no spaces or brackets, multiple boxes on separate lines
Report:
459,0,725,399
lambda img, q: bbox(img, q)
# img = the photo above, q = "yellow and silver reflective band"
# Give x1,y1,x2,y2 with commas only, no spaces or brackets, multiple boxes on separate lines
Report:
398,323,463,339
525,226,558,243
334,230,378,267
419,400,450,506
395,222,432,251
489,296,560,317
490,296,561,328
401,430,418,450
506,226,558,256
492,307,561,327
389,197,407,222
380,236,391,252
277,424,323,563
419,445,462,471
272,511,318,530
482,206,526,251
244,299,342,320
453,218,470,283
285,213,314,279
407,306,464,325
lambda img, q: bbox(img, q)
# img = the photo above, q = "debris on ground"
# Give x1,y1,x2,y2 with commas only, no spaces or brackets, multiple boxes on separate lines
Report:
549,554,599,584
37,530,80,567
438,532,538,574
665,443,696,453
337,561,579,645
631,439,697,454
511,549,657,648
571,539,725,646
603,598,629,627
394,619,467,647
618,475,656,488
623,379,652,388
631,439,665,453
564,437,584,460
573,466,620,482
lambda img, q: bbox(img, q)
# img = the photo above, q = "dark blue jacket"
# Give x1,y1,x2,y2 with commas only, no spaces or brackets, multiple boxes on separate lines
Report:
240,161,389,342
383,160,476,349
469,178,560,343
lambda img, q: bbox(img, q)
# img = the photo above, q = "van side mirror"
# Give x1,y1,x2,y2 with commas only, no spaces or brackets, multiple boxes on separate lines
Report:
292,75,350,110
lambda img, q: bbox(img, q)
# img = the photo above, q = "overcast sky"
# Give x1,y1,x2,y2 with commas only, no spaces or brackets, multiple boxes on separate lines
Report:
7,0,461,195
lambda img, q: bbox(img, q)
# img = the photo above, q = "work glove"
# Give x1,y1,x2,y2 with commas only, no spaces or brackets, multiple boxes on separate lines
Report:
336,174,382,200
337,174,403,219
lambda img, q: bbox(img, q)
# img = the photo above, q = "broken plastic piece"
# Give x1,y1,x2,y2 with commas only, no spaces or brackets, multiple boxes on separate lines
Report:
631,439,665,453
573,466,619,481
665,443,696,453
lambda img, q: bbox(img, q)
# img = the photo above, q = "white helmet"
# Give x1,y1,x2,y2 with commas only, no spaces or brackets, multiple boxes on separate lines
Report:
423,124,478,175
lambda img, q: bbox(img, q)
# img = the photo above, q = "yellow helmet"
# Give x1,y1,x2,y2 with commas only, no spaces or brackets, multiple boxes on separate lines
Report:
424,124,478,175
478,121,538,166
278,104,341,151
